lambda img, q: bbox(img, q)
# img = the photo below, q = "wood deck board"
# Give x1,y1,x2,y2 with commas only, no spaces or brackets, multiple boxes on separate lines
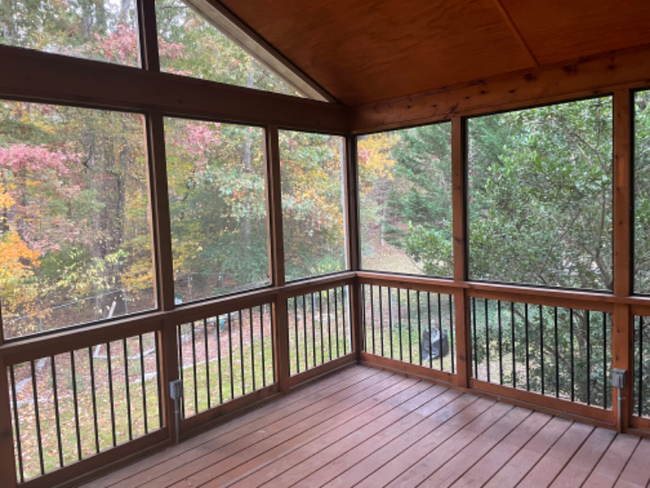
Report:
81,365,650,488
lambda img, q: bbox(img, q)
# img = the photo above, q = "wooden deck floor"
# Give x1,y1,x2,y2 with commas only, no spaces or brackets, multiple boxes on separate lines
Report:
84,365,650,488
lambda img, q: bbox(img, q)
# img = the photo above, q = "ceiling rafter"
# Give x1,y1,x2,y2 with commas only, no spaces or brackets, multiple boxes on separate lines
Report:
491,0,540,69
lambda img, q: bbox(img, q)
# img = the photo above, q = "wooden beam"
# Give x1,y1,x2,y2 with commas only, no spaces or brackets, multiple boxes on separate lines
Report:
0,45,349,134
351,44,650,133
612,89,634,432
185,0,335,102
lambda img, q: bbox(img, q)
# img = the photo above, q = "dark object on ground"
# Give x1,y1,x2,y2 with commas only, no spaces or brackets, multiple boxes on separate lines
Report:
421,327,449,363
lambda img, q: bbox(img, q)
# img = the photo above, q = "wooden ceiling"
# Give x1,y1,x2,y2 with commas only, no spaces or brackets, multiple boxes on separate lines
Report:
217,0,650,106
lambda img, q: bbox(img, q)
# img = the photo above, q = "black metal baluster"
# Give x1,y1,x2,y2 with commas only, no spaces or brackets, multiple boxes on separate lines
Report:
449,294,455,374
554,307,559,399
228,314,234,400
417,290,422,366
379,286,384,357
325,290,332,361
539,305,545,395
319,291,325,365
511,302,516,388
269,306,276,382
192,321,198,411
216,315,224,402
334,290,340,358
52,355,65,463
370,285,376,355
177,325,184,417
108,343,118,443
427,292,433,369
311,294,317,368
138,336,148,435
31,360,45,473
437,293,442,371
638,316,643,416
302,295,308,370
10,366,24,483
472,297,478,378
250,308,255,391
525,303,530,391
294,296,300,374
587,311,591,405
637,317,645,417
204,319,211,408
603,312,607,410
123,339,133,440
328,289,335,359
155,335,163,428
239,310,245,395
485,299,490,383
570,309,575,402
407,289,413,364
389,288,394,360
361,285,366,352
342,287,348,353
69,352,81,460
398,288,403,362
260,306,266,388
498,300,503,385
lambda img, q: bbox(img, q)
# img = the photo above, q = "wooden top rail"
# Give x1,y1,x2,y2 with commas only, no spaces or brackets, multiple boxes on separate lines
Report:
0,272,355,366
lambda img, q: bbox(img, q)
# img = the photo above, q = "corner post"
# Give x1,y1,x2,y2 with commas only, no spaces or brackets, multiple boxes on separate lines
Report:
451,116,471,388
612,89,634,432
266,126,290,391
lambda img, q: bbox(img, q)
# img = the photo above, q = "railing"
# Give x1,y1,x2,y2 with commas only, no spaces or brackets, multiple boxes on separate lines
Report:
287,286,352,376
360,284,455,375
177,304,275,419
6,330,163,484
470,298,612,409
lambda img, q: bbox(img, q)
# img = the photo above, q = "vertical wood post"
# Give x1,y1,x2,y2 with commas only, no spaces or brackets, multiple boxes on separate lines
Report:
612,89,633,432
147,110,178,439
266,126,290,391
138,0,161,72
451,116,471,388
345,136,363,359
0,356,17,488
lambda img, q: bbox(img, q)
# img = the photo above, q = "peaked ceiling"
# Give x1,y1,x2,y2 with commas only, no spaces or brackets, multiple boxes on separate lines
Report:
217,0,650,107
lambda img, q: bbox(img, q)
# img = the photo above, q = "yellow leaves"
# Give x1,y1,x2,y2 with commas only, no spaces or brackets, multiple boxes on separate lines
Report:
0,231,41,268
357,133,398,191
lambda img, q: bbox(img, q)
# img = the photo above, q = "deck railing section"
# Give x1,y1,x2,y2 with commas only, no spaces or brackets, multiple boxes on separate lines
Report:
360,284,456,374
176,304,275,419
470,297,612,410
6,331,162,483
287,286,351,376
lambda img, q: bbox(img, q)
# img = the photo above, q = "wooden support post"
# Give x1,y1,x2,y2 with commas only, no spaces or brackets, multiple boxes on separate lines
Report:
451,116,471,388
0,356,17,488
344,136,363,359
612,88,633,432
147,110,177,439
266,126,290,391
138,0,161,72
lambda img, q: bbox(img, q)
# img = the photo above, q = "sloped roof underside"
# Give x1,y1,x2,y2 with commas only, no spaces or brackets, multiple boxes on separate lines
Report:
217,0,650,106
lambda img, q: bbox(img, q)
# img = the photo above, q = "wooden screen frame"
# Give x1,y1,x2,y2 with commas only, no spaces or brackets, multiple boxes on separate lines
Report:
0,1,650,486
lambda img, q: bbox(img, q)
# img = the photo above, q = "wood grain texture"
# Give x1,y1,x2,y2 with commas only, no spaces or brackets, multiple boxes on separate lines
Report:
219,0,532,106
80,366,650,488
501,0,650,66
351,44,650,133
